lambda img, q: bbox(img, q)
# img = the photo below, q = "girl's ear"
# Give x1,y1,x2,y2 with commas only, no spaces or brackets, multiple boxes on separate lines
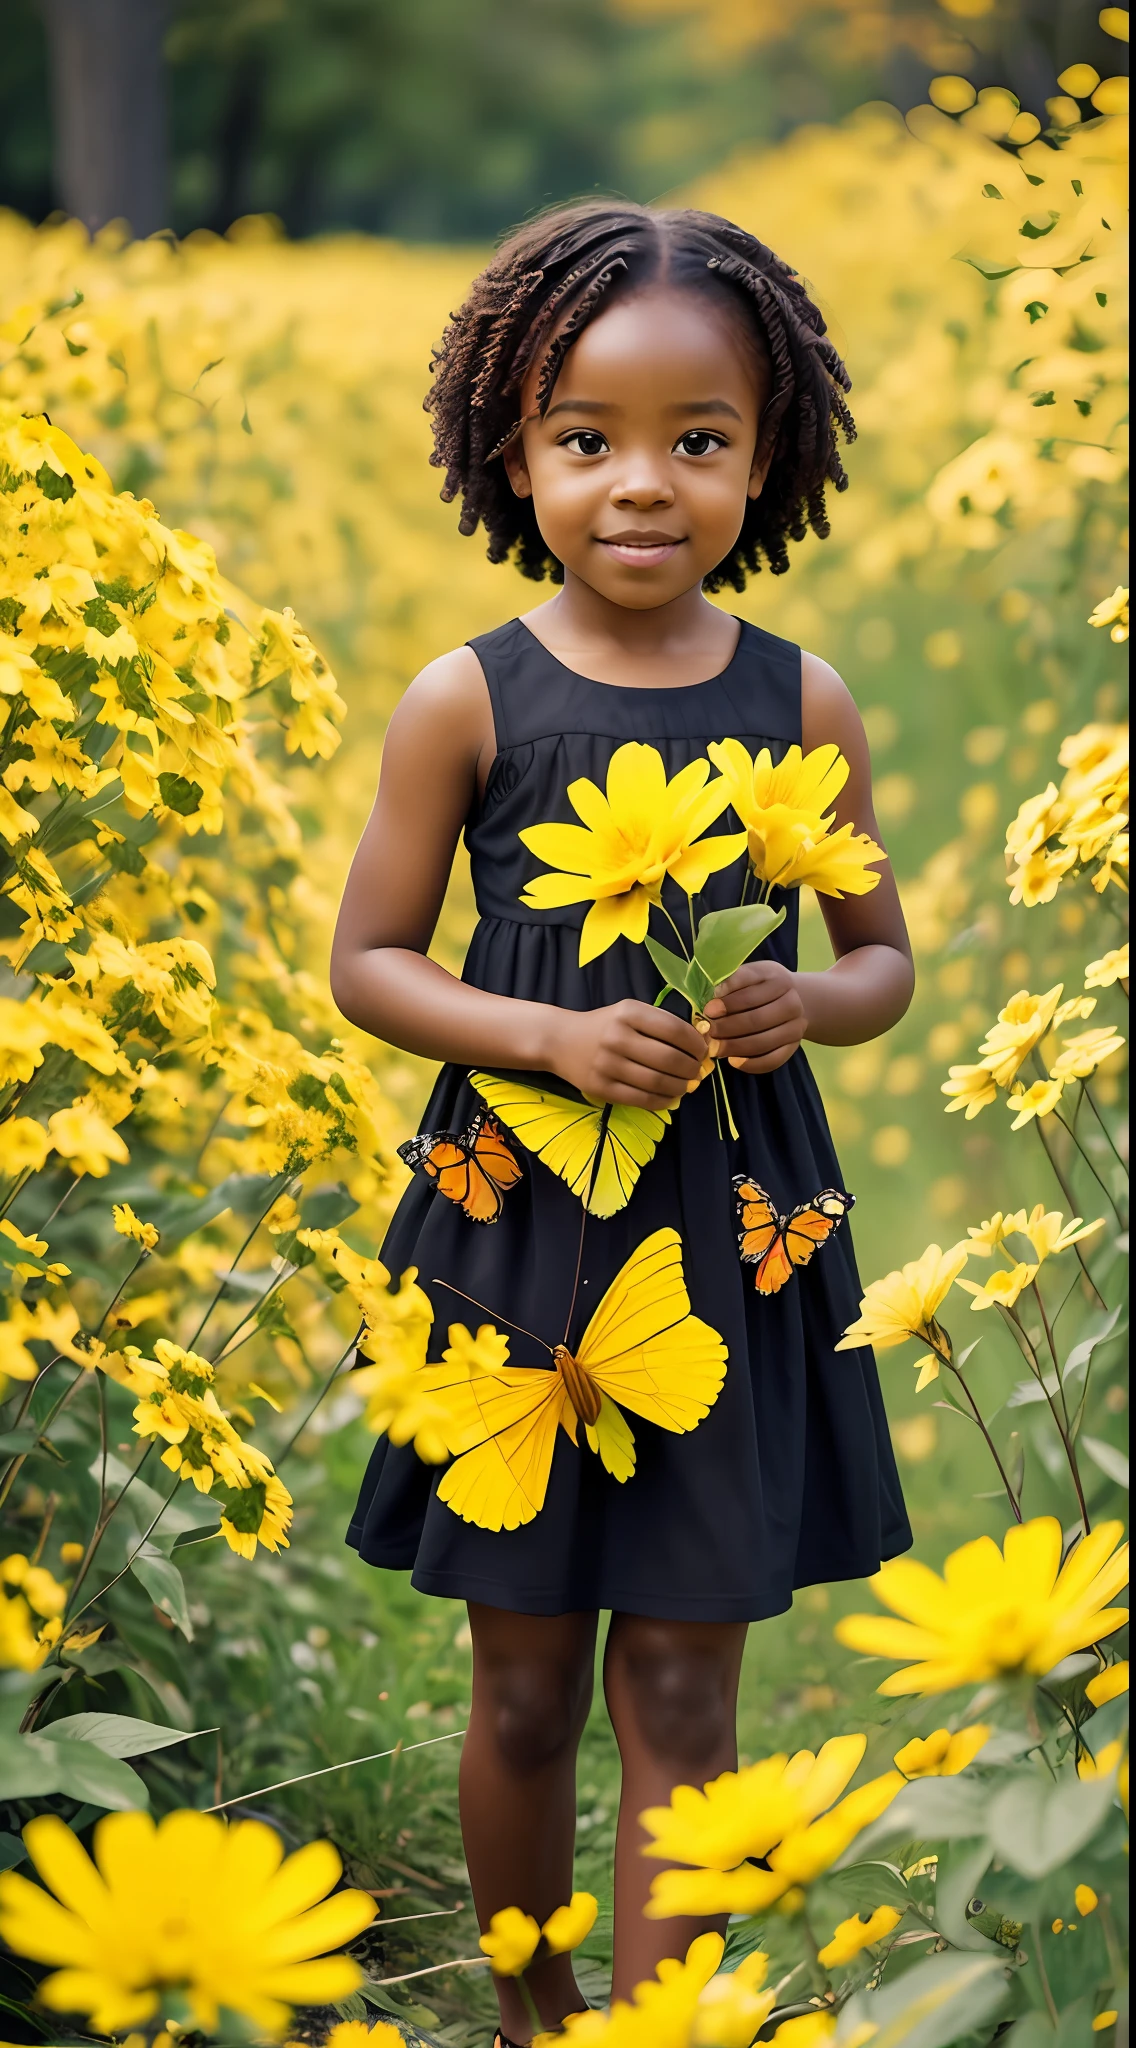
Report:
502,439,533,500
747,423,776,502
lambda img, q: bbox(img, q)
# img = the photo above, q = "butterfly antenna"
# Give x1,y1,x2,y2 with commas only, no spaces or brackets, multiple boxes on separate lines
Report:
431,1279,551,1355
561,1109,607,1344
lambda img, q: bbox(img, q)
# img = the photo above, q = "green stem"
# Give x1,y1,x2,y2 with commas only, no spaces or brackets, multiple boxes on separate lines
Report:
186,1178,292,1351
276,1337,358,1465
64,1472,182,1633
515,1971,544,2035
1032,1119,1108,1309
1082,1080,1129,1183
1050,1102,1124,1226
656,900,692,960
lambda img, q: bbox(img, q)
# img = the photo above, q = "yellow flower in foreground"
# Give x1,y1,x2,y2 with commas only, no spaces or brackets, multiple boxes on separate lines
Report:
1007,1079,1065,1129
836,1243,967,1358
836,1517,1129,1695
1075,1885,1099,1917
0,1810,375,2034
1086,944,1129,989
520,742,745,966
707,739,885,898
549,1932,731,2045
767,2016,837,2046
817,1904,902,1968
958,1261,1037,1311
112,1203,159,1252
321,2024,404,2048
1088,584,1129,642
942,1063,998,1118
542,1891,599,1954
977,985,1064,1087
479,1905,541,1976
1086,1660,1128,1707
1093,2012,1119,2032
1077,1739,1125,1781
0,1115,52,1177
642,1736,903,1919
692,1950,775,2046
893,1725,990,1778
46,1100,130,1177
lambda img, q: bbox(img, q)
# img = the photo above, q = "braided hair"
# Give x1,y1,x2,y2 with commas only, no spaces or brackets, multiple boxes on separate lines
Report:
426,199,855,593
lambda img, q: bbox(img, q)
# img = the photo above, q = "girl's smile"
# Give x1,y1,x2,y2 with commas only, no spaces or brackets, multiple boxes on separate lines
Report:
596,528,686,568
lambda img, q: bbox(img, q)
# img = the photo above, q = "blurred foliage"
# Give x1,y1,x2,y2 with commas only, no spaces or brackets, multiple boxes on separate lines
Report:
0,38,1128,2046
0,0,1126,239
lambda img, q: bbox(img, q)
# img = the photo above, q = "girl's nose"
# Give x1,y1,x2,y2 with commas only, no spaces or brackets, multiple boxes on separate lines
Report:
609,464,675,510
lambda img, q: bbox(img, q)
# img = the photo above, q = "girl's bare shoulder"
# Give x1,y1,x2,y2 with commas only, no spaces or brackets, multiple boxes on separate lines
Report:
386,642,494,763
800,646,868,760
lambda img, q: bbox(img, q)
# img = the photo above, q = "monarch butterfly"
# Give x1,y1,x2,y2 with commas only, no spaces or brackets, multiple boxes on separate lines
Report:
424,1228,727,1530
733,1177,854,1295
469,1071,669,1217
398,1109,523,1224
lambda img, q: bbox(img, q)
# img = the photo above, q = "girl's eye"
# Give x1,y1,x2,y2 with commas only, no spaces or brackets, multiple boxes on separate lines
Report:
562,430,608,457
675,430,726,457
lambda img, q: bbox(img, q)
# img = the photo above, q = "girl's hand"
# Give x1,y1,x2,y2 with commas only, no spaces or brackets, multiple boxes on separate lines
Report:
548,1000,709,1109
703,962,808,1074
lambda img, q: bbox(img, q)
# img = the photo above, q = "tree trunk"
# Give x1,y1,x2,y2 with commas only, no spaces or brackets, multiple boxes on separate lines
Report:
41,0,170,237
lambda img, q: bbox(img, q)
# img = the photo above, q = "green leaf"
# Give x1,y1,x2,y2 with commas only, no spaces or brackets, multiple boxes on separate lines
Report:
932,1839,997,1951
986,1771,1116,1876
983,184,1003,198
644,935,701,1008
824,1858,913,1915
836,1953,1009,2048
0,1428,38,1455
43,1736,150,1810
300,1180,359,1230
691,902,785,987
840,1774,992,1863
0,1831,25,1872
1082,1435,1128,1486
157,771,205,816
129,1542,194,1637
1020,212,1059,238
44,1711,202,1758
34,460,75,501
1025,301,1049,322
143,1170,287,1248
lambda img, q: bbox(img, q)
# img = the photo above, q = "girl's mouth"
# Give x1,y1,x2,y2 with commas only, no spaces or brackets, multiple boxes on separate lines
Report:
596,533,684,568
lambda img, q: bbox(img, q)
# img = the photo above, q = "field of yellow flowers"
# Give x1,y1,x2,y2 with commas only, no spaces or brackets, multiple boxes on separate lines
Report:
0,43,1128,2048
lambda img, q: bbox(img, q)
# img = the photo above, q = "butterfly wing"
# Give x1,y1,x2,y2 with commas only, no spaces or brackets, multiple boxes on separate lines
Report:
398,1110,520,1224
577,1227,727,1433
784,1188,855,1270
421,1351,565,1531
732,1175,794,1294
470,1072,669,1216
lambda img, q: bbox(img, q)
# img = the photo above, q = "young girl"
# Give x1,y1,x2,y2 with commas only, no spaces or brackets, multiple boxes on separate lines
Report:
331,201,914,2046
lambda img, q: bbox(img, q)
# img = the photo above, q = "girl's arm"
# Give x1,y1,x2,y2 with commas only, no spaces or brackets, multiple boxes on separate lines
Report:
329,649,706,1107
704,652,914,1072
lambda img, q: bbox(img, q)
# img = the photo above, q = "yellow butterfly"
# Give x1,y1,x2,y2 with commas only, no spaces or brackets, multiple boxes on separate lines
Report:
423,1228,727,1531
469,1071,670,1218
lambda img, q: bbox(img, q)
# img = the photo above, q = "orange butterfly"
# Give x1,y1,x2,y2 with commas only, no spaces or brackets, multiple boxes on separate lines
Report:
732,1176,854,1295
399,1110,523,1224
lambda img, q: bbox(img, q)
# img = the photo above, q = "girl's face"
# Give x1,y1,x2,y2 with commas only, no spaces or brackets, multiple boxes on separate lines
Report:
503,283,771,610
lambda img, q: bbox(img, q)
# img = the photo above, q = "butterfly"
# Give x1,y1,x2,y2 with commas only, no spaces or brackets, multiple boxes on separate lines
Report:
732,1177,854,1295
398,1109,523,1224
469,1071,670,1218
421,1228,727,1531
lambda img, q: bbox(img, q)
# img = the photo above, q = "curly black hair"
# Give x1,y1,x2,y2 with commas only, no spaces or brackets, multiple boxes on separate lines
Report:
425,198,855,593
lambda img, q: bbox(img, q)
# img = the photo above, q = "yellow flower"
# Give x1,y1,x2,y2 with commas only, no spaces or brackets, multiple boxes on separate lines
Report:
893,1725,990,1778
112,1202,159,1251
817,1904,902,1968
0,1116,51,1178
835,1517,1129,1695
0,996,51,1087
1005,783,1069,864
554,1932,727,2045
1088,584,1129,642
1049,1026,1126,1082
941,1063,998,1118
964,1213,1013,1254
0,1810,374,2035
1075,1885,1099,1916
1053,995,1098,1025
1016,1207,1105,1262
322,2024,404,2048
977,985,1064,1087
766,2017,837,2046
46,1100,131,1177
708,738,884,896
1093,2013,1119,2032
519,742,745,966
836,1242,967,1357
1086,944,1129,988
692,1948,775,2046
479,1905,541,1975
1007,1079,1065,1128
542,1891,598,1954
642,1736,903,1919
958,1261,1038,1311
1086,1660,1128,1707
1008,843,1078,906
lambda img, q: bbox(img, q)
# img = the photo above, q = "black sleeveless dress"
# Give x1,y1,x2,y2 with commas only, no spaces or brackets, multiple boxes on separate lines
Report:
346,618,911,1620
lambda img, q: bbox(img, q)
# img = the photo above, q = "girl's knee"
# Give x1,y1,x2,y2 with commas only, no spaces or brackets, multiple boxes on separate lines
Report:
608,1630,738,1771
476,1655,592,1775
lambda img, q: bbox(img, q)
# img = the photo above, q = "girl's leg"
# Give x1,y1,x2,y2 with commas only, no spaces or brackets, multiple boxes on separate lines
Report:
603,1613,748,2001
461,1601,599,2041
